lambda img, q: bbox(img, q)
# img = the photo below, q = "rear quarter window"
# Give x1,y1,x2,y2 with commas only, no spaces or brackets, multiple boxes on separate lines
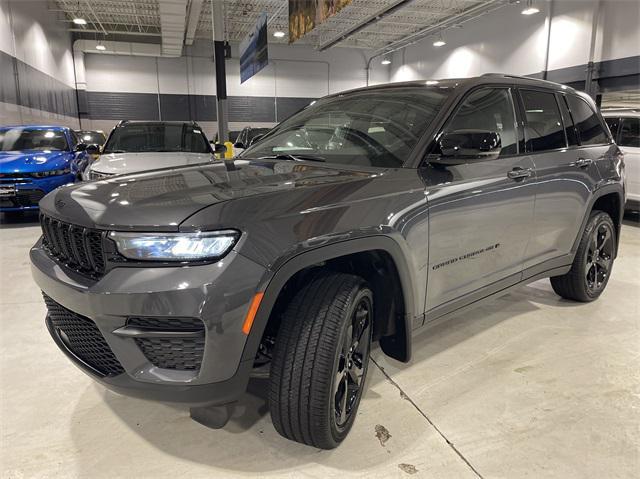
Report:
619,117,640,147
566,95,609,146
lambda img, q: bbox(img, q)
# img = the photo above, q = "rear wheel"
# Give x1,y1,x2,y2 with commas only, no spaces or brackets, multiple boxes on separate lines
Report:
269,272,372,449
550,210,616,302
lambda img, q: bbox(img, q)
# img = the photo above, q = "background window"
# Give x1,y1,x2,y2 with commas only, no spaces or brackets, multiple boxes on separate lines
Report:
444,88,517,156
566,95,609,145
520,90,566,152
618,118,639,147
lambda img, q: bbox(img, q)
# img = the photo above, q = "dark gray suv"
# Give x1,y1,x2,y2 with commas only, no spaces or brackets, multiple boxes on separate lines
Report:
31,74,625,449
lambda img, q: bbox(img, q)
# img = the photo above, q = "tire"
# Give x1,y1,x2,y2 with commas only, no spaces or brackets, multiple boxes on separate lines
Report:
550,210,616,302
269,271,373,449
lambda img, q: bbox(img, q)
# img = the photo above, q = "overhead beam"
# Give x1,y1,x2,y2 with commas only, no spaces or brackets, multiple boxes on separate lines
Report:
184,0,204,45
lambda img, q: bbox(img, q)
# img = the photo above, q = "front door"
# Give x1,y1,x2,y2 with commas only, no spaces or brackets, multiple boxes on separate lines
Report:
423,87,536,313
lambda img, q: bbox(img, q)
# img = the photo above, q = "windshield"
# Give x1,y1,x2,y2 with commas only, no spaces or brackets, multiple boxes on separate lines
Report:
242,87,451,167
0,128,69,152
78,131,106,146
103,124,210,154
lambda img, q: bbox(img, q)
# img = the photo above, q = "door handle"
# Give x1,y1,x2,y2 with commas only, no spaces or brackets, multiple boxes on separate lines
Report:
571,158,593,168
507,167,532,180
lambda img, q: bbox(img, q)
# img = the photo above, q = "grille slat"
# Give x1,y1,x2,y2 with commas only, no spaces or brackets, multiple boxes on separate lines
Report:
39,214,106,278
43,294,124,377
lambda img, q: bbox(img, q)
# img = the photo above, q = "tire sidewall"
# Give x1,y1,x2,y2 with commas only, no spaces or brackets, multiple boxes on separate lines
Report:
327,286,373,445
577,212,616,300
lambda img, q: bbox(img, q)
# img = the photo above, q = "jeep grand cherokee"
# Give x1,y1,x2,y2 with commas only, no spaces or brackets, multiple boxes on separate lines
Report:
31,74,625,449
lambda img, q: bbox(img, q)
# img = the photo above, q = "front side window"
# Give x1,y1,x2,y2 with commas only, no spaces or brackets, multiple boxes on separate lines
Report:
242,87,452,168
520,90,566,152
442,87,517,156
103,124,210,154
0,128,69,152
619,117,639,147
566,95,609,146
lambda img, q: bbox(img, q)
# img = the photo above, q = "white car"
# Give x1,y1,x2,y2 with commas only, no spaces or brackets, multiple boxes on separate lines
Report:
603,110,640,210
84,121,220,180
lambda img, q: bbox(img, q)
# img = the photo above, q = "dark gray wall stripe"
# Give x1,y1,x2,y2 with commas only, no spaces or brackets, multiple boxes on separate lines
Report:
84,91,160,120
0,49,77,118
276,97,315,121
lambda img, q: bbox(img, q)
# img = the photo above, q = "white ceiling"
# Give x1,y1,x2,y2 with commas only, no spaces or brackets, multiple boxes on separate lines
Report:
54,0,506,52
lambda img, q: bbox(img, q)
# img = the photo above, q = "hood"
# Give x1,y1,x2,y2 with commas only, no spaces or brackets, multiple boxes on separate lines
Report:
0,150,70,173
89,152,215,175
39,159,379,230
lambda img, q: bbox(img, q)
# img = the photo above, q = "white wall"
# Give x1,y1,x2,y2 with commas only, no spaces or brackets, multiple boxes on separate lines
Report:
0,0,78,127
389,0,640,83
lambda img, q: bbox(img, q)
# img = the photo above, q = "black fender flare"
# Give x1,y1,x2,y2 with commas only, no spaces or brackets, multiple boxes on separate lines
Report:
240,235,419,364
571,183,624,257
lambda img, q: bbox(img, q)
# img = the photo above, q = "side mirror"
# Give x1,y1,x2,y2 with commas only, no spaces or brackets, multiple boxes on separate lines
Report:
433,130,502,165
212,143,227,154
86,144,101,154
75,143,88,152
233,142,245,150
249,134,264,146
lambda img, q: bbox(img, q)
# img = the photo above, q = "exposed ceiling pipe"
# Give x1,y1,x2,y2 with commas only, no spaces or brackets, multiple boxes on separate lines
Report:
158,0,188,56
185,0,204,46
318,0,417,51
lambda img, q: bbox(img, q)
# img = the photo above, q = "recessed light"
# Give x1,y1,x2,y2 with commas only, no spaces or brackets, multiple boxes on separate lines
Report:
433,40,446,47
381,58,391,65
73,17,87,25
96,44,106,51
273,31,285,38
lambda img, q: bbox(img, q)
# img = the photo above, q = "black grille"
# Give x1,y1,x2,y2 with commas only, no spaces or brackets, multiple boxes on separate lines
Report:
0,189,45,208
128,317,206,371
43,294,125,377
39,214,106,278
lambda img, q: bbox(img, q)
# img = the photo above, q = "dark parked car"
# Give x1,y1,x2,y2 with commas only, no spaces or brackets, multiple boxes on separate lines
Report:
31,75,625,449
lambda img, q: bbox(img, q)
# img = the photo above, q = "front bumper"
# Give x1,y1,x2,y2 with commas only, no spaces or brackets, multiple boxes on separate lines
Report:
0,174,75,211
31,240,266,406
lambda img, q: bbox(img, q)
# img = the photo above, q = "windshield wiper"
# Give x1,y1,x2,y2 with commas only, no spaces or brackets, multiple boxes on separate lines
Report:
258,153,326,163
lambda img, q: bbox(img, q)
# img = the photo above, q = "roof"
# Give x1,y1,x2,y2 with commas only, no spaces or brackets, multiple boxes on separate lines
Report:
0,125,70,130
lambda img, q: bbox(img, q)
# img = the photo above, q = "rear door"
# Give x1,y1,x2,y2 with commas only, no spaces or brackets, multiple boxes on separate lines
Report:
424,86,536,312
519,89,609,272
618,117,640,204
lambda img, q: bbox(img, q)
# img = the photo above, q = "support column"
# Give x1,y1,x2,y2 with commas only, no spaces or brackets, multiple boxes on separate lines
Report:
211,0,228,143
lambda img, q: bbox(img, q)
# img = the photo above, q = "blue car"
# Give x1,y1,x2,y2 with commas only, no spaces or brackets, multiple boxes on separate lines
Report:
0,126,89,212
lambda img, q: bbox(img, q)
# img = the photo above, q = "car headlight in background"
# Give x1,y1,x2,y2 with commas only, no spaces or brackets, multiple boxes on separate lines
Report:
109,230,240,261
31,168,71,178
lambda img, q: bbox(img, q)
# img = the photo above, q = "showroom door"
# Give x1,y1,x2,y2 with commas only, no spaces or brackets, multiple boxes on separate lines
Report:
423,87,536,314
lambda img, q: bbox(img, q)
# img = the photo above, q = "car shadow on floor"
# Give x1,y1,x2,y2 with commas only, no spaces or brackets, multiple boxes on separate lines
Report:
73,281,574,472
0,211,40,228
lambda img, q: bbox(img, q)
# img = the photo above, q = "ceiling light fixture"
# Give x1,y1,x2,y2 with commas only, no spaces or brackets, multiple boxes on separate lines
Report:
521,0,540,15
433,31,446,47
73,17,87,25
273,31,285,38
381,58,391,65
96,42,106,51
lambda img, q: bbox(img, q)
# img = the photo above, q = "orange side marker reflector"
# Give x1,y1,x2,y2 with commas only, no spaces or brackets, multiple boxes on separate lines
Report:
242,292,264,335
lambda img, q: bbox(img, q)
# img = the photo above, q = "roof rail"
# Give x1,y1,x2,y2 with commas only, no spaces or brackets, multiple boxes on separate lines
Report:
116,120,130,127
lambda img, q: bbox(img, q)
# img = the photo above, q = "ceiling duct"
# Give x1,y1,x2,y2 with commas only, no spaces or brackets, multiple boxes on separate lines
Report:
158,0,188,56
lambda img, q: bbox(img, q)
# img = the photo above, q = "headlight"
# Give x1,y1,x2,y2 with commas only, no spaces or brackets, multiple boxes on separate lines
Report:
89,170,113,181
109,230,240,261
31,168,71,178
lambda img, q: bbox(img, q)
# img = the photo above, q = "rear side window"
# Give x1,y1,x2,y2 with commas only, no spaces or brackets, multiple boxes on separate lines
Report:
604,117,620,140
520,90,565,152
566,95,609,145
619,118,640,147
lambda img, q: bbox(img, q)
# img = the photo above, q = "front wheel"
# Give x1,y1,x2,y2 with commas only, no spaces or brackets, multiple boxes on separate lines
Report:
550,210,616,302
269,272,373,449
